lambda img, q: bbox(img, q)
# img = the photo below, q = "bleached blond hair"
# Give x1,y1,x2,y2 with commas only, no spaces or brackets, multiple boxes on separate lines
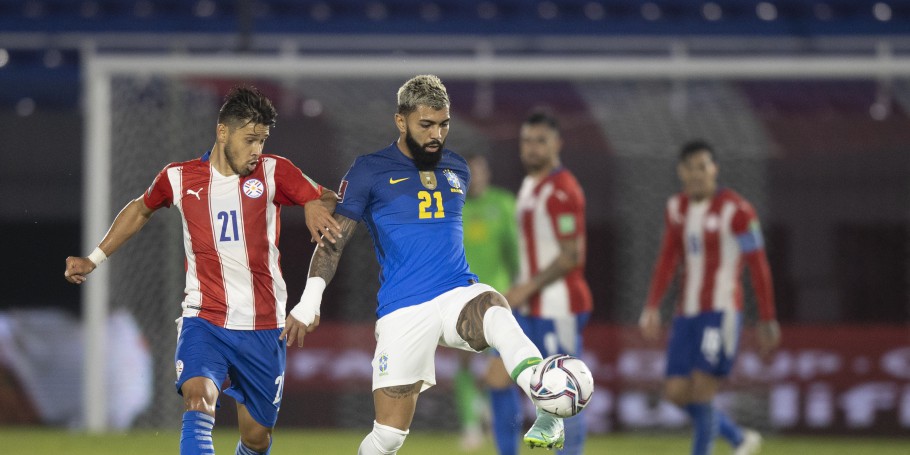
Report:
397,74,449,116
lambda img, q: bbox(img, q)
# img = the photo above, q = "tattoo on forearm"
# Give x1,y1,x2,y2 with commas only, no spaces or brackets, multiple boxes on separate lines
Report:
308,215,358,284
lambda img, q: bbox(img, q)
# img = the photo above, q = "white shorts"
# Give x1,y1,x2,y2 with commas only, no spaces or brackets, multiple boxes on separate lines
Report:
371,283,497,392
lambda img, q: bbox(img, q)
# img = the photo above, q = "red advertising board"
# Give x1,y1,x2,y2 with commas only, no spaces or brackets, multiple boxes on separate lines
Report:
281,323,910,434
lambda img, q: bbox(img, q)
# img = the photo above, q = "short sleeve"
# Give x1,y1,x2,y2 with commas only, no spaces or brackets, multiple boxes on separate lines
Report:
143,165,174,210
334,157,373,222
545,178,584,241
272,156,323,206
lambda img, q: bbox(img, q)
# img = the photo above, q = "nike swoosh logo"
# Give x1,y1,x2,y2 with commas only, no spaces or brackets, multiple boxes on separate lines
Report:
389,177,409,184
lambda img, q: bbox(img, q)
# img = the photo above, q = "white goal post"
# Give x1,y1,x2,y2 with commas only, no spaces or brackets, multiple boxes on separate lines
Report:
82,48,910,432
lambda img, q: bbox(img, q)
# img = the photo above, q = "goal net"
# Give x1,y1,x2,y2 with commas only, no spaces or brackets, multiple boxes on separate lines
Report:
83,51,910,432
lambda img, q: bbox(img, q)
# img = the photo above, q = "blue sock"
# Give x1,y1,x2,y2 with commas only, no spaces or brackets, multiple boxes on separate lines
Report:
490,386,521,455
716,410,744,447
236,439,271,455
558,412,588,455
181,411,215,455
684,403,717,455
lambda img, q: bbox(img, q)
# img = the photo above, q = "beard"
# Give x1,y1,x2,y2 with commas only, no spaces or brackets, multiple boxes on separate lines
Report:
225,142,254,177
405,130,444,171
521,152,553,175
521,158,542,174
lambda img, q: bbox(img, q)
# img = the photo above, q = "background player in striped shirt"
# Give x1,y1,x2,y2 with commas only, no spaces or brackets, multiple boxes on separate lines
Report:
281,75,572,453
638,139,781,455
501,111,594,455
64,86,339,455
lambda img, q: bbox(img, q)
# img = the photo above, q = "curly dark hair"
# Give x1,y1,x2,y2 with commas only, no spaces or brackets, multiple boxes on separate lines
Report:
217,85,277,129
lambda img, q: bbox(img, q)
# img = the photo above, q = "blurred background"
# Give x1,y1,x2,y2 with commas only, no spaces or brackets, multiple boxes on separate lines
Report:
1,0,910,446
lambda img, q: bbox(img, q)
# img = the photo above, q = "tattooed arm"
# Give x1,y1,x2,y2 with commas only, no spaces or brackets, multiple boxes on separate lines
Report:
306,214,358,283
280,214,359,347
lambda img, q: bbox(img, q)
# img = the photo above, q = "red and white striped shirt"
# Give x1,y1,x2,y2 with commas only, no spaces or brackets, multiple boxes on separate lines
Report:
144,153,323,330
516,167,593,318
645,188,775,320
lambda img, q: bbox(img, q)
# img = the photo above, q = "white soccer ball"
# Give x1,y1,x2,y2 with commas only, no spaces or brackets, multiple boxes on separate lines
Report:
529,354,594,418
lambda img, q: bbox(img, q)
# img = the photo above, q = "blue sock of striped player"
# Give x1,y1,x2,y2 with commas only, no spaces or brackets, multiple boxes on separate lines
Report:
716,409,744,447
235,439,271,455
489,386,521,455
560,412,588,455
684,403,717,455
181,411,215,455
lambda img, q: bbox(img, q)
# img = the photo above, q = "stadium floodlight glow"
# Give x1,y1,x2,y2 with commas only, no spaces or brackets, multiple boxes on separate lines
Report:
703,2,722,22
757,2,778,21
874,3,893,22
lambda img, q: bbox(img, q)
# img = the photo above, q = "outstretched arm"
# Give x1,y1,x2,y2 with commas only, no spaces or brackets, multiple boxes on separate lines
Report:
64,197,156,284
280,214,358,347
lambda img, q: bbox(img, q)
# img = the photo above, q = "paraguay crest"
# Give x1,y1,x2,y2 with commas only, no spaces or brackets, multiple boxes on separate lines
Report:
243,178,264,198
443,169,463,194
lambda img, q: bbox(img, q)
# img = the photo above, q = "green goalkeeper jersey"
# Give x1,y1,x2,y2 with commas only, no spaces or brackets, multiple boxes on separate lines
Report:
463,186,519,293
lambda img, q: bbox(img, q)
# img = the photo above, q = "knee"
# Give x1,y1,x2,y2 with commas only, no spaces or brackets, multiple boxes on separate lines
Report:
181,379,218,414
664,392,688,407
459,292,510,351
663,385,689,407
359,421,408,455
241,429,272,453
484,291,510,310
183,395,216,415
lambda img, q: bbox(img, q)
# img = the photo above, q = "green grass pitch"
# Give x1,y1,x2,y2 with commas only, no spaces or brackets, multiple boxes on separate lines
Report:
1,428,907,454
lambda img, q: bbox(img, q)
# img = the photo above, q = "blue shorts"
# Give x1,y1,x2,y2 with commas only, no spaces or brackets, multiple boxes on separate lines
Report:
665,311,742,378
514,312,591,357
174,317,286,428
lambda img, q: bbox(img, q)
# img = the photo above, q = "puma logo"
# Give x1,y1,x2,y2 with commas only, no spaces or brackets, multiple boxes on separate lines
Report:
389,177,409,184
186,188,203,200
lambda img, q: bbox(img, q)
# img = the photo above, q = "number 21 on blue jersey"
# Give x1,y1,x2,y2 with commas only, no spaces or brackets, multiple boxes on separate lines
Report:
418,191,445,219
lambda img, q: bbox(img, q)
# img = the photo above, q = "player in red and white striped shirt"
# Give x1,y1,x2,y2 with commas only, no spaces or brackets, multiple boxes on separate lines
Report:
65,86,338,455
639,140,780,455
501,111,593,454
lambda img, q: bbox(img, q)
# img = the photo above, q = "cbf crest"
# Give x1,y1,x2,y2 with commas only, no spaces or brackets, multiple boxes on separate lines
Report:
378,352,390,376
443,169,463,194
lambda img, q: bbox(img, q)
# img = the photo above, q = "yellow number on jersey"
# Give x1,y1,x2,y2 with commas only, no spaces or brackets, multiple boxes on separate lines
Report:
418,191,445,219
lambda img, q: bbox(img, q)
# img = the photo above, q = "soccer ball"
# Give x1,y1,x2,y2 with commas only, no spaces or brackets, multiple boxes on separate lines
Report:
529,354,594,418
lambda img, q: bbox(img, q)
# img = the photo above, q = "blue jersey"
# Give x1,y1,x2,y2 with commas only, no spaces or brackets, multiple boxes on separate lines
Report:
336,142,478,318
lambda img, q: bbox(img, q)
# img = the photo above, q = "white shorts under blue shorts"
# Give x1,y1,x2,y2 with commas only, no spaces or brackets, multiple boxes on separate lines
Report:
371,283,496,392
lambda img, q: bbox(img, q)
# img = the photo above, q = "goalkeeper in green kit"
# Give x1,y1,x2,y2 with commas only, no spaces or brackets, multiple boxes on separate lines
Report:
456,153,522,454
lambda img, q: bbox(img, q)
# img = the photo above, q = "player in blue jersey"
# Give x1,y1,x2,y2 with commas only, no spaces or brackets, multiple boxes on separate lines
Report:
280,75,568,454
